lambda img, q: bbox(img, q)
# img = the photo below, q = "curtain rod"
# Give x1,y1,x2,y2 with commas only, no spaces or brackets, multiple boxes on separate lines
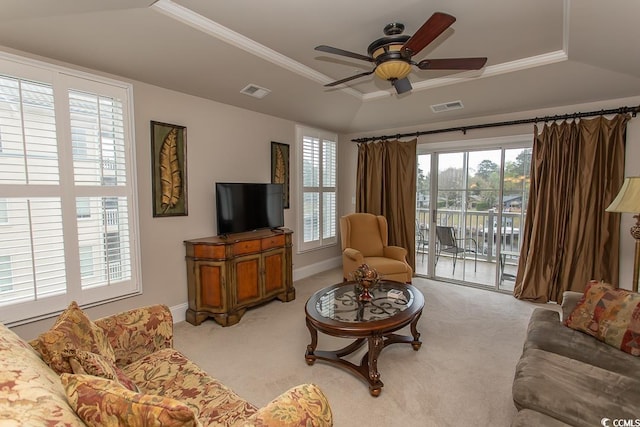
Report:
351,105,640,143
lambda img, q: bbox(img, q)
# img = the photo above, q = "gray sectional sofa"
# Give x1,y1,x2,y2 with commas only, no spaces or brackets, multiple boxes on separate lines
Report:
512,291,640,426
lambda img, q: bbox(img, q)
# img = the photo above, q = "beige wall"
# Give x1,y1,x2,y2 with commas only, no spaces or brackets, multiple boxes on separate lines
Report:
340,95,640,291
11,60,340,339
9,45,638,339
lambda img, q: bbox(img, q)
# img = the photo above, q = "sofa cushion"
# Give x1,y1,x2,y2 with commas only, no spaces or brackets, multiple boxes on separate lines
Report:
524,308,640,377
564,280,613,337
61,373,201,427
0,322,85,426
565,281,640,356
68,349,139,392
513,348,640,426
93,304,174,368
122,348,258,426
31,301,116,374
242,383,333,427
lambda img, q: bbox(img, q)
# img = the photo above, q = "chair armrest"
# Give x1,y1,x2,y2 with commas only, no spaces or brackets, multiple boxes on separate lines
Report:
93,305,173,367
561,291,583,322
242,383,333,427
383,246,407,261
456,237,477,252
343,248,364,263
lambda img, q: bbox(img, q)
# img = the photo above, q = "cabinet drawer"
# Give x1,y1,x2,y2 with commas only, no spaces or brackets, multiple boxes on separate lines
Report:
194,244,225,259
233,239,260,256
262,234,285,250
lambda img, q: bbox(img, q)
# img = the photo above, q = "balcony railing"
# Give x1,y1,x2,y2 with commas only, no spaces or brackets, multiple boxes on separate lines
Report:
416,208,524,261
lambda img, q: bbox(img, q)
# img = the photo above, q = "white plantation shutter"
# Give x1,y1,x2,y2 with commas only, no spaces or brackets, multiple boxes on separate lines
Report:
0,76,59,184
0,53,140,325
69,91,127,186
322,140,337,240
297,126,337,251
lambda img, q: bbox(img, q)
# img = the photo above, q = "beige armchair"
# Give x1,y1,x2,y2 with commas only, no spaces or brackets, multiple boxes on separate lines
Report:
340,213,412,283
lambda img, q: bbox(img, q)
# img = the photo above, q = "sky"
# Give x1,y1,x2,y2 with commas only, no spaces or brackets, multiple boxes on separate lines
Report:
418,148,527,176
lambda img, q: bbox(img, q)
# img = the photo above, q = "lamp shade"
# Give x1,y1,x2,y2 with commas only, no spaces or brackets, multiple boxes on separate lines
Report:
374,60,412,81
606,177,640,213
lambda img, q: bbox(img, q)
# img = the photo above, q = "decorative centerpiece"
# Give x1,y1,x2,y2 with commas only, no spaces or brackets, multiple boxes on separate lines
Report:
351,263,381,302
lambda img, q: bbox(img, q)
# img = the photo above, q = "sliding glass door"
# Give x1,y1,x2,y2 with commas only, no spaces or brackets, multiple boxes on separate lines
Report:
414,143,531,292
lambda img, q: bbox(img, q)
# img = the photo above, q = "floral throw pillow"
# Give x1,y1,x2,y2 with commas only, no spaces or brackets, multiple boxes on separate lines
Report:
31,301,116,374
61,374,201,427
68,349,139,392
565,281,640,356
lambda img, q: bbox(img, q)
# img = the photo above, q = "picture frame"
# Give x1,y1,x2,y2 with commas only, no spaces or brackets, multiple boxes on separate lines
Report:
271,141,290,209
150,121,188,217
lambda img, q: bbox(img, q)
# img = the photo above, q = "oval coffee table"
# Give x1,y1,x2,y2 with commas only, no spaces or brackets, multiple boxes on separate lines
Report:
304,280,424,396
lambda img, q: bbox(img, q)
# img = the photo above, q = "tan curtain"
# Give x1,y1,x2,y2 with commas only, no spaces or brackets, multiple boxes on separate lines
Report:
356,139,417,269
514,115,628,303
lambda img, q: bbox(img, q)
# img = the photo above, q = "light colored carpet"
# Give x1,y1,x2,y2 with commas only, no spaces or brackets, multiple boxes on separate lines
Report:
174,268,557,427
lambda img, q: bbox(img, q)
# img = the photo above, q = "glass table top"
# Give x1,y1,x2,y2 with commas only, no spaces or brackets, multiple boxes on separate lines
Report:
316,282,415,323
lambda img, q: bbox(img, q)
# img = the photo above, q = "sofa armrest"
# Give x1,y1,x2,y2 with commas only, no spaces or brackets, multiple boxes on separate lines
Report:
93,305,173,367
383,246,407,261
241,383,333,427
560,291,583,322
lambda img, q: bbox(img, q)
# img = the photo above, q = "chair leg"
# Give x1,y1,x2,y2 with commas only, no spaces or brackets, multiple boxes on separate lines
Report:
452,253,457,274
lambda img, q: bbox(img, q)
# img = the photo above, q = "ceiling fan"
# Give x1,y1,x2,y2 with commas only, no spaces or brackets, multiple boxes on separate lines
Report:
315,12,487,94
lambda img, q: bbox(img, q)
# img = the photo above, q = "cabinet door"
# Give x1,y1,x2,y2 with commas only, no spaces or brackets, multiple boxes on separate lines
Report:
196,261,225,310
263,249,285,296
233,254,261,305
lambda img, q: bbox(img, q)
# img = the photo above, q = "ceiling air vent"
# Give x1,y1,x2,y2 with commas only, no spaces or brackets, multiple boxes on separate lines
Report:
430,100,464,113
240,84,271,99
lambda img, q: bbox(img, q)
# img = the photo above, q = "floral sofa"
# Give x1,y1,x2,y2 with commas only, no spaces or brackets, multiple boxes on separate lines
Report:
0,303,333,426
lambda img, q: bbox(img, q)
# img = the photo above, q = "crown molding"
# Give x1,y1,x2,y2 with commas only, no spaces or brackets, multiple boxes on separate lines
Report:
151,0,364,99
152,0,569,103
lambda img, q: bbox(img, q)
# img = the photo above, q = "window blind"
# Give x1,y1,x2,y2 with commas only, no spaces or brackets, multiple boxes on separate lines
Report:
0,53,140,325
297,126,337,252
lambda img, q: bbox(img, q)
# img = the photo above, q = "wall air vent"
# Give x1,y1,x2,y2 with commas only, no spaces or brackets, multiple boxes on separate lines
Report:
430,100,464,113
240,84,271,99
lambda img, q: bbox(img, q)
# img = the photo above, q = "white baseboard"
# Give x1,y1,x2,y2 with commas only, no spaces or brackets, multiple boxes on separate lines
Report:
170,257,341,324
170,303,188,324
293,256,342,281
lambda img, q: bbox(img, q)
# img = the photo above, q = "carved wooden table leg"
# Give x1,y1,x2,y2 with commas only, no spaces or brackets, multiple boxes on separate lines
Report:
410,309,423,350
367,335,384,396
305,317,318,365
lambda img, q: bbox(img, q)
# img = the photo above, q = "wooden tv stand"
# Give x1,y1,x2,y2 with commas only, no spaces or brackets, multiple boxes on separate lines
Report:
184,228,295,327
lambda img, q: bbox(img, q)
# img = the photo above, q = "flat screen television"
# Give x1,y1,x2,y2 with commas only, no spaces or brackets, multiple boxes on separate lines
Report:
215,182,284,236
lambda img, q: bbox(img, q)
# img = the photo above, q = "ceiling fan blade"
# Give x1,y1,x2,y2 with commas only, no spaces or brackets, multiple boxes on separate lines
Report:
315,45,374,63
417,57,488,70
392,77,412,94
402,12,456,57
324,69,375,87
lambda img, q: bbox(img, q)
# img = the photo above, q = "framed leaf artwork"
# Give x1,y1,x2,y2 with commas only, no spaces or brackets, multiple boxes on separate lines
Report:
271,141,290,209
151,121,188,217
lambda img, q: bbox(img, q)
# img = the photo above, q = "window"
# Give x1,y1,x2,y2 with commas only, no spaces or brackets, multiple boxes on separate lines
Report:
76,197,91,219
78,246,94,278
296,125,337,252
0,52,141,325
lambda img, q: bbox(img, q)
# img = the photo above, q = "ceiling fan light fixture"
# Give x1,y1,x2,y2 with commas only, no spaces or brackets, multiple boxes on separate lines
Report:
375,60,412,81
316,13,487,92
